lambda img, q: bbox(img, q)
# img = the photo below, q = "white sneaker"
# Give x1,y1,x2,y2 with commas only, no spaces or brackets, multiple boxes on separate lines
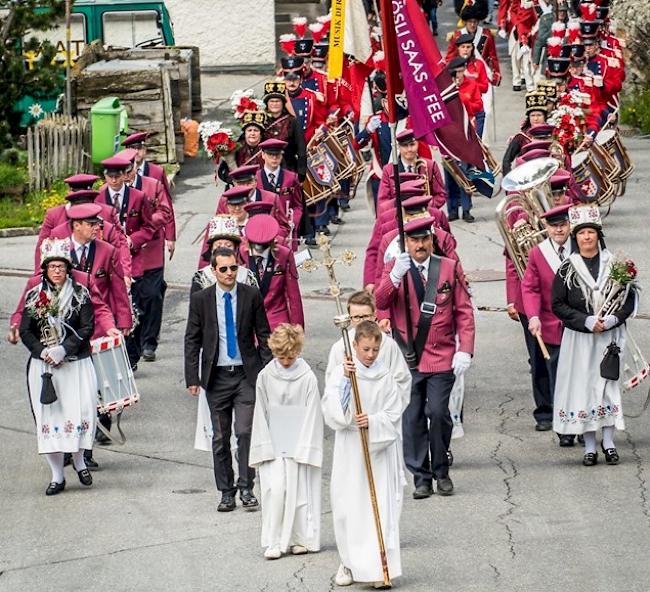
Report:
264,546,282,560
335,564,353,586
291,545,308,555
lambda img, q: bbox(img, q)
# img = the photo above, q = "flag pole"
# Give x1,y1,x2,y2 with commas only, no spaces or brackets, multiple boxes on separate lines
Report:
380,0,417,369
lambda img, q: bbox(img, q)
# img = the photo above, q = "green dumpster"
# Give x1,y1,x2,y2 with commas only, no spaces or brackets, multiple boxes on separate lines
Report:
90,97,128,165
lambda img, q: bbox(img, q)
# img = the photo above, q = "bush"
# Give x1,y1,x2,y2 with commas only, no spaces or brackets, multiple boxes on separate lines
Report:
0,163,28,193
620,87,650,134
0,180,67,229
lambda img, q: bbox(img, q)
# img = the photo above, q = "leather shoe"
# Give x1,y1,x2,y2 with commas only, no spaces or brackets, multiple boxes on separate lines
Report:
582,452,598,466
316,225,331,236
240,488,259,509
330,216,344,225
84,454,99,470
142,349,156,362
77,468,93,487
436,476,454,496
462,211,475,223
63,453,72,467
601,444,620,465
46,480,66,496
217,493,236,512
535,421,552,432
413,484,434,499
304,236,317,246
448,212,459,221
558,434,575,447
446,449,454,467
513,85,522,92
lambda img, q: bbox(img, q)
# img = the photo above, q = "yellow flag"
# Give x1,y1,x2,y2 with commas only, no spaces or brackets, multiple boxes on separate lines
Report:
327,0,347,81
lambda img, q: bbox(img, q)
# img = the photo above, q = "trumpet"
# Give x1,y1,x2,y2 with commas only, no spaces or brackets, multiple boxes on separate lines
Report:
496,157,559,279
413,157,431,195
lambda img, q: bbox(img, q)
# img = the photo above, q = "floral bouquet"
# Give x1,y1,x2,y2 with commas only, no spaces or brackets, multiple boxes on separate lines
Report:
596,254,638,318
198,120,238,162
230,89,264,120
27,289,61,347
548,90,587,153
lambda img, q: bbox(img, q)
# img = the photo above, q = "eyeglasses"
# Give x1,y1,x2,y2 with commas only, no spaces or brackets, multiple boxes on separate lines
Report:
350,314,374,322
47,263,67,271
216,265,238,273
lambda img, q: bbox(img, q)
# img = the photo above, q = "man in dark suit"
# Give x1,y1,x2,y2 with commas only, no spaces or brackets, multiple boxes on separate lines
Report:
184,247,272,512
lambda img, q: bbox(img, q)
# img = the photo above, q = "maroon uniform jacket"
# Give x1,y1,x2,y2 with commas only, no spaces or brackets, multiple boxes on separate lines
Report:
256,167,303,244
377,160,447,211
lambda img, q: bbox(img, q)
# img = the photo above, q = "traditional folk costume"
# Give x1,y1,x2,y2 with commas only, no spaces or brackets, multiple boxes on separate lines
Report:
322,358,406,585
249,358,323,556
21,238,97,494
551,206,637,465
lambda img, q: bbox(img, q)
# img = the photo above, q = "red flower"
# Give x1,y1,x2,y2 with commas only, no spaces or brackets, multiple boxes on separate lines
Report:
627,261,637,278
38,290,50,307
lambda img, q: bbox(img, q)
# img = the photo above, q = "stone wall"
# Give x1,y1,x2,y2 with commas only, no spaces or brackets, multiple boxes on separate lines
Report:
611,0,650,89
166,0,276,71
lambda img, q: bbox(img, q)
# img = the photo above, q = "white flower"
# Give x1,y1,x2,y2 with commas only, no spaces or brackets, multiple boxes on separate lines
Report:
28,103,44,119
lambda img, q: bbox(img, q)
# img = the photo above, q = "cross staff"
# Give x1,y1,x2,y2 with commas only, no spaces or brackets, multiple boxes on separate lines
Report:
303,234,391,587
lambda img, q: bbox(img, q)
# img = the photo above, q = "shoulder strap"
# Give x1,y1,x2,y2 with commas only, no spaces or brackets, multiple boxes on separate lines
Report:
413,256,442,362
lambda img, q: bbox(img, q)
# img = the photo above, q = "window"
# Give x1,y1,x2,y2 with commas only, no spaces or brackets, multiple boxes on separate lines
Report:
102,10,162,48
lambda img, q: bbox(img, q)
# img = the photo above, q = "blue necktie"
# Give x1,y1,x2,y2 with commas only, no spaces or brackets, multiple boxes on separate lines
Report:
341,380,351,412
223,292,237,359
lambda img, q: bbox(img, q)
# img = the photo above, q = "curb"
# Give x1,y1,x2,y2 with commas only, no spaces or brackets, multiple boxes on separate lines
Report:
0,227,40,238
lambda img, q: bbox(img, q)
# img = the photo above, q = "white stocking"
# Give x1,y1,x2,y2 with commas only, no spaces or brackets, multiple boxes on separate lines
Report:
583,431,597,454
602,426,615,450
45,452,65,483
72,451,86,471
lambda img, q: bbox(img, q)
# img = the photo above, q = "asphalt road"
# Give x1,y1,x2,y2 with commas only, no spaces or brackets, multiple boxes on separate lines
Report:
2,6,650,592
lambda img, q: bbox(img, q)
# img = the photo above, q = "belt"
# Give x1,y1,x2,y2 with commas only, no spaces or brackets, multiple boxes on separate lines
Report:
216,365,244,373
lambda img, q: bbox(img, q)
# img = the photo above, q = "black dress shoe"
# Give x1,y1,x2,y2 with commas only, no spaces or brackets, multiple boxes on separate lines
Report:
330,216,344,225
577,434,585,445
84,449,99,470
46,480,66,496
316,225,331,236
304,236,317,246
448,212,459,222
95,429,111,445
601,444,620,465
340,204,351,212
436,476,454,496
413,484,434,499
142,349,156,362
240,488,259,509
462,211,475,223
558,434,575,447
63,453,72,467
446,449,454,467
582,452,598,466
513,85,522,92
535,421,552,432
77,468,93,487
217,493,236,512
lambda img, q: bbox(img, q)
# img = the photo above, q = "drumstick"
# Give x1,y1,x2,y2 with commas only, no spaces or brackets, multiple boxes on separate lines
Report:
536,334,551,361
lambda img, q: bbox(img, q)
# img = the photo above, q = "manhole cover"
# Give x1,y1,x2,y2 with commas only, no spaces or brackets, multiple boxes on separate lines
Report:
172,488,206,495
466,269,505,283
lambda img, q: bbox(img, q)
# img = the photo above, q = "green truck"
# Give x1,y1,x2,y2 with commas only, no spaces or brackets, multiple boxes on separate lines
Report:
19,0,176,125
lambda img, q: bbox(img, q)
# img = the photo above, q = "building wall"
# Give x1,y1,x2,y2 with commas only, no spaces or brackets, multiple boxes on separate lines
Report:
166,0,276,70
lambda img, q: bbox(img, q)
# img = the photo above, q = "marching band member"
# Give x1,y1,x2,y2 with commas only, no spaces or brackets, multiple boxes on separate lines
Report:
502,90,549,175
191,216,258,294
552,205,637,466
322,320,406,587
453,33,490,136
249,323,323,560
239,214,304,330
498,0,537,92
20,238,98,495
521,204,575,445
217,110,267,185
295,38,328,103
565,47,606,135
376,129,447,212
375,218,475,498
256,139,304,249
263,80,307,181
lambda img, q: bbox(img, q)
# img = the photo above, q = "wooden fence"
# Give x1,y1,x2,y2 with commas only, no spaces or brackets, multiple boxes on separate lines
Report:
27,114,91,191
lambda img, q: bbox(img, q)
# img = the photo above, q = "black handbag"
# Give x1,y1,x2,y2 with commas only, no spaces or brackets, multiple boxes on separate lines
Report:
40,372,58,405
600,341,621,381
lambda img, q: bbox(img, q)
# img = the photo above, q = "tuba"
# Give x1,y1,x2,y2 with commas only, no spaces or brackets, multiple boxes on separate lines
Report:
496,157,559,279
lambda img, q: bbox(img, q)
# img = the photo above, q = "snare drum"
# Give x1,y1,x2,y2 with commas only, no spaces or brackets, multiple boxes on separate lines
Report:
303,142,341,207
571,151,615,207
91,335,139,414
623,332,650,392
596,128,634,181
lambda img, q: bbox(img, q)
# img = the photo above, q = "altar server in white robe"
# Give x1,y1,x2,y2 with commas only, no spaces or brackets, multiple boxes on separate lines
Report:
322,321,408,588
326,290,411,412
249,323,323,559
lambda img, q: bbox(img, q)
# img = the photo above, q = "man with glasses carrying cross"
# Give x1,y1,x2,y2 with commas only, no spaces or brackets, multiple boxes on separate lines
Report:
184,247,272,512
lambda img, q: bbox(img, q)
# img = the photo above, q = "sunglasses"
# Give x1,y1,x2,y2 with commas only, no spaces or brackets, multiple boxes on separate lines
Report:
216,265,238,273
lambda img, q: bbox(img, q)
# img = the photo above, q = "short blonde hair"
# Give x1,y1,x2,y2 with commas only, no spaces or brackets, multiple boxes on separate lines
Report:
268,323,304,358
353,320,381,343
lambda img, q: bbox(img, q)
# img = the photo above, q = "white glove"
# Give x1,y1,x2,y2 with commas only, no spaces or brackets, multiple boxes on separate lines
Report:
498,28,508,40
366,115,381,133
40,349,49,360
584,315,598,332
593,75,603,87
452,352,472,377
47,345,66,365
389,252,412,286
603,315,618,330
518,44,530,58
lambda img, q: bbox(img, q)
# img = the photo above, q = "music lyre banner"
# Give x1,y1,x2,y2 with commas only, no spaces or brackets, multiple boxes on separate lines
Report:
328,0,346,80
392,0,451,143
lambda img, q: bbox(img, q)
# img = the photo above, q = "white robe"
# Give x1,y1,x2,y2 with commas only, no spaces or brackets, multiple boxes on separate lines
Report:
322,361,405,583
326,329,412,413
249,358,323,552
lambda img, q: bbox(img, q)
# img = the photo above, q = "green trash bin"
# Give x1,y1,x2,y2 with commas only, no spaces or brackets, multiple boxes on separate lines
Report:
90,97,129,165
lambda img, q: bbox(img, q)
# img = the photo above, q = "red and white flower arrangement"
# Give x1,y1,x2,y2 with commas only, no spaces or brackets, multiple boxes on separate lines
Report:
198,120,238,160
596,254,638,318
548,90,587,153
229,89,264,120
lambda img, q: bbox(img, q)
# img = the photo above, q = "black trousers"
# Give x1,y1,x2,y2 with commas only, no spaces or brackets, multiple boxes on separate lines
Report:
403,370,456,486
127,267,166,363
205,367,256,495
519,313,558,424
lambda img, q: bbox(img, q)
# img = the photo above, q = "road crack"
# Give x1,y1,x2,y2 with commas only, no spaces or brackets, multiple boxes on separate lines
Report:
625,430,650,527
